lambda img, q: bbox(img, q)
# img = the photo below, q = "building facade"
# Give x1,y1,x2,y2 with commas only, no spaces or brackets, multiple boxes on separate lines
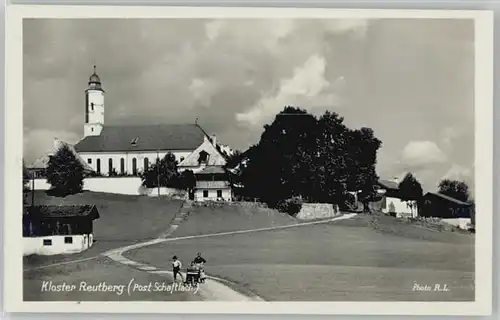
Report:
194,166,233,202
23,205,100,256
71,66,229,176
370,178,418,217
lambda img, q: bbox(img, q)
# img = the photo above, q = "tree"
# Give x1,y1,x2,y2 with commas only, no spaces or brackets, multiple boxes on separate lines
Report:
179,170,196,198
140,152,179,188
46,145,85,196
239,106,383,208
398,173,423,201
398,173,423,216
438,179,471,203
242,106,318,207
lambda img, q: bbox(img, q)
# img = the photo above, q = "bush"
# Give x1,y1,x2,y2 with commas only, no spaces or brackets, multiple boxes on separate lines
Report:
276,196,303,216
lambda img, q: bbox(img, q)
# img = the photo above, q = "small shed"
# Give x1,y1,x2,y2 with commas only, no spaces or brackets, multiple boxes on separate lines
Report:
194,166,233,202
23,205,100,256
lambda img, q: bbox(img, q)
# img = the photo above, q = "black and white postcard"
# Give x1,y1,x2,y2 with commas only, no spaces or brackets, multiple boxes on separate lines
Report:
4,5,494,316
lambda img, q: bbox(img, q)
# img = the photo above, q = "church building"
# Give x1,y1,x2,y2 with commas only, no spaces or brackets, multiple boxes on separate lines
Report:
73,66,231,176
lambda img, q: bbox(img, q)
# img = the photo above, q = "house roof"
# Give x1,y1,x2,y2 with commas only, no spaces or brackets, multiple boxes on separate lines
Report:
74,124,205,153
425,192,471,206
195,166,226,175
377,179,399,190
24,205,100,220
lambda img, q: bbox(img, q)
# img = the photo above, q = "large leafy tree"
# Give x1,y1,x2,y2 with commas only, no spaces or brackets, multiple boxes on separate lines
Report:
140,152,179,188
242,107,318,206
438,179,471,203
46,145,85,196
239,106,382,208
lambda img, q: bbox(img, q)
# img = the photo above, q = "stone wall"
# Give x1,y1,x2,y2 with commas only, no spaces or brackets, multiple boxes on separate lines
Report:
296,203,340,220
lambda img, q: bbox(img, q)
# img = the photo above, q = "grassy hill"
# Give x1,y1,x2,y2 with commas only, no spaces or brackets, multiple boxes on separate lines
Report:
169,202,298,238
126,212,475,301
24,191,182,267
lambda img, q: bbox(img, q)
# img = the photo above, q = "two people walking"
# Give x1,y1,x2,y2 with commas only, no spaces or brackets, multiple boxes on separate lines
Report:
172,253,207,284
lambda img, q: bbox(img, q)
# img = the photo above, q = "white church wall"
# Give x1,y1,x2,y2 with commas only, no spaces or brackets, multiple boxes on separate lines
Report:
24,234,93,256
30,177,187,197
84,177,143,195
79,151,193,176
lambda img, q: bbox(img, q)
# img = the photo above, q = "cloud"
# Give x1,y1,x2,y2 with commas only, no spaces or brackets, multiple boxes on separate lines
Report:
442,163,472,181
401,141,448,168
235,54,338,126
23,19,474,190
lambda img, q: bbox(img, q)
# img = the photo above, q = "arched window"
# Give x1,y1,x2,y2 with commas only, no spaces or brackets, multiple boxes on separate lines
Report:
144,158,149,171
108,158,113,175
96,158,101,175
132,158,137,175
120,158,125,174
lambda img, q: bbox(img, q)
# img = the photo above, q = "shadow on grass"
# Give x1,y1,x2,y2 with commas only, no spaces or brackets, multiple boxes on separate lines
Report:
45,188,84,198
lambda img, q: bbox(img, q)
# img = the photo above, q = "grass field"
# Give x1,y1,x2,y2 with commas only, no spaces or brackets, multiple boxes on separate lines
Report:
126,213,474,301
24,191,182,268
170,202,297,238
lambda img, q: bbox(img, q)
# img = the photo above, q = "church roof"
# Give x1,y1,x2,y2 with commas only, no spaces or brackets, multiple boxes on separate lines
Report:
74,124,206,153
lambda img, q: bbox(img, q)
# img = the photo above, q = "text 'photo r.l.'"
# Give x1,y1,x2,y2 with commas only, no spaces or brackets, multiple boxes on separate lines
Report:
4,4,493,317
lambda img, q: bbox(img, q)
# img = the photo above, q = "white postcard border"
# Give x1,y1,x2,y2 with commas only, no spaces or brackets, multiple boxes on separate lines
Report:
4,5,494,315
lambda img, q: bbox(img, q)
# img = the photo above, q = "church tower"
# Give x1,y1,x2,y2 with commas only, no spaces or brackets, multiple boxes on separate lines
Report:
84,65,105,137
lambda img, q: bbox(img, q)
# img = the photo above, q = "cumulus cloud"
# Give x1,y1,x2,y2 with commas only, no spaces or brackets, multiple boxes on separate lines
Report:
401,141,448,168
23,18,474,189
442,164,473,182
235,54,339,126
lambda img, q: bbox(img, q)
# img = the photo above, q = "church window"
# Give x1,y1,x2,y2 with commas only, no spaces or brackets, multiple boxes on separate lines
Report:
87,158,92,164
132,158,137,175
144,158,149,170
131,137,139,146
91,103,94,111
108,158,113,175
120,158,125,174
180,157,185,162
91,128,94,132
96,159,101,174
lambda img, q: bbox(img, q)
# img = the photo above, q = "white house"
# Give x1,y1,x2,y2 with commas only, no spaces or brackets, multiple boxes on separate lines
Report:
373,178,418,217
194,166,233,202
68,66,229,176
23,205,100,256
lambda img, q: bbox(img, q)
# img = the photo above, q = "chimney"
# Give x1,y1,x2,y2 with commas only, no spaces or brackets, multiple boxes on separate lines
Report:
211,135,217,147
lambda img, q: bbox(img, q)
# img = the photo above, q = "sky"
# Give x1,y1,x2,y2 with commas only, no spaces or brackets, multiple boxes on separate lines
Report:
23,18,475,194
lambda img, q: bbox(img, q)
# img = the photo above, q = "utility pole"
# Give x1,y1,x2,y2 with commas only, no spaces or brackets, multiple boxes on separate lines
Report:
31,171,35,207
157,151,160,197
